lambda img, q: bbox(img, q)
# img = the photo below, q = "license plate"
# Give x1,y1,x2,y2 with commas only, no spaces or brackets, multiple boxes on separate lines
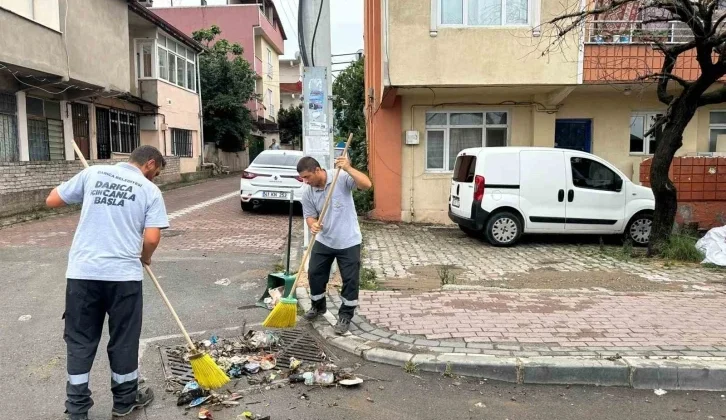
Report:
263,191,287,198
452,196,460,208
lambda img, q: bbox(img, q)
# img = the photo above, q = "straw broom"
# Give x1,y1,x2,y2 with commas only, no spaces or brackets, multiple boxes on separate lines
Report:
263,133,354,329
71,142,229,389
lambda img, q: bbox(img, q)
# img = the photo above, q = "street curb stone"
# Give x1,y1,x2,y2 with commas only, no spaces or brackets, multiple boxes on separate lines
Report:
520,358,630,387
294,288,726,390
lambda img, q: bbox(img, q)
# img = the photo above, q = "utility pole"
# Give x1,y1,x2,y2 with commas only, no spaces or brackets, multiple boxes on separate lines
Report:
300,0,333,249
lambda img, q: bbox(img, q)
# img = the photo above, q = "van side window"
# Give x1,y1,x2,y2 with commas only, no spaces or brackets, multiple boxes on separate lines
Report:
453,156,477,183
570,157,621,192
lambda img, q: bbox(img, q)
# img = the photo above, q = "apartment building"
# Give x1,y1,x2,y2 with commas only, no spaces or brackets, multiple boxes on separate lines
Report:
365,0,726,224
279,57,302,110
151,0,287,153
0,0,204,217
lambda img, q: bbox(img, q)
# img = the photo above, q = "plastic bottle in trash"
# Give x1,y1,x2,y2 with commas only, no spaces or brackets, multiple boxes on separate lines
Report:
314,371,334,385
302,372,314,386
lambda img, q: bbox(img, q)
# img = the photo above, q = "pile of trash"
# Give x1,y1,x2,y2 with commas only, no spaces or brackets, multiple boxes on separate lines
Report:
165,329,363,419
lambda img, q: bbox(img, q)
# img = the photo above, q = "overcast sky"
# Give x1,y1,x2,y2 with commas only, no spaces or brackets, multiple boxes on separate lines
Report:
151,0,363,66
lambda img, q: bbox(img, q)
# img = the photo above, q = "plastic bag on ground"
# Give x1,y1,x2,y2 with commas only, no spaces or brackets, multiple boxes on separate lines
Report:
696,226,726,266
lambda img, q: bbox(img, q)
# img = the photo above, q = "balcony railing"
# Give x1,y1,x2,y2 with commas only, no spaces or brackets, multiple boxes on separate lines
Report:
584,20,693,44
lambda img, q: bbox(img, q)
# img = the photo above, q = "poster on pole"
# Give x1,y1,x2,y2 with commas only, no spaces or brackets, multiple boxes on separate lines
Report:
302,67,331,168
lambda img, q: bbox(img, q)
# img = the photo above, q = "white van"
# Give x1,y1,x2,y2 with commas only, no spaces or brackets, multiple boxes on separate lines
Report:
448,147,655,246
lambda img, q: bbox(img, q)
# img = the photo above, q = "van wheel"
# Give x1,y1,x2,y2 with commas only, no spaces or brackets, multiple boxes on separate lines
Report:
485,212,522,247
625,213,652,246
241,201,254,212
459,225,481,238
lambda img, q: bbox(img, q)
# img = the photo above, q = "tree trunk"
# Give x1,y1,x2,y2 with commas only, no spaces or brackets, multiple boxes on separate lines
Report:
647,100,697,256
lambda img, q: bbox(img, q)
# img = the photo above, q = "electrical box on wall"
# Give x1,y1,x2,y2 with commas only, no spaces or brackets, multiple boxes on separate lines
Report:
405,130,420,145
139,115,157,131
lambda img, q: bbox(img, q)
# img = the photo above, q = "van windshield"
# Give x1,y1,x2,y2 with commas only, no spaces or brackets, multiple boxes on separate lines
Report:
453,155,477,183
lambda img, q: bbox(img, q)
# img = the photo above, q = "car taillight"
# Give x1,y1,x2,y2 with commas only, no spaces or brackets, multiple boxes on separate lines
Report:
242,171,256,179
474,175,485,202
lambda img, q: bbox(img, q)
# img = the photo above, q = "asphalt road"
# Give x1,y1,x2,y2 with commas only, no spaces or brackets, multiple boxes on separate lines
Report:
1,176,725,420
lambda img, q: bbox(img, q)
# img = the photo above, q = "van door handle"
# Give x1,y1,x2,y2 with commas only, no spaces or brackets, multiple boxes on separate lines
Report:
568,190,574,202
558,190,564,202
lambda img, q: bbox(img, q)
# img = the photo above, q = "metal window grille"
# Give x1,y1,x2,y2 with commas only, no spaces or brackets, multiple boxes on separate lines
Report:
28,118,50,161
96,108,111,159
71,103,90,160
171,128,193,157
0,93,18,162
106,109,139,154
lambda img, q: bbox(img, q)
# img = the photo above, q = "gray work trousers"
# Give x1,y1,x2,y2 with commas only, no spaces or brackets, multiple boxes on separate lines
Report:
64,279,142,415
308,242,361,320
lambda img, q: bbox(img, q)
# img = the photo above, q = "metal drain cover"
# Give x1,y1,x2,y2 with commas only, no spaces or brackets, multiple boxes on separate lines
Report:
159,347,195,384
158,329,327,384
276,328,327,363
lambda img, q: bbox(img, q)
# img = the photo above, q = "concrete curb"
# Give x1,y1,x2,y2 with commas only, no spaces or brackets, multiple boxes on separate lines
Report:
296,287,726,391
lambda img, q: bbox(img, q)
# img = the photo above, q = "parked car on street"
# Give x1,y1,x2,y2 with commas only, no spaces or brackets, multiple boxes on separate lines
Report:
448,147,655,246
240,150,304,211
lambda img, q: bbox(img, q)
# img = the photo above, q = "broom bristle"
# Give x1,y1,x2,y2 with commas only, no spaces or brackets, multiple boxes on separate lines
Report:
262,297,298,328
190,353,230,390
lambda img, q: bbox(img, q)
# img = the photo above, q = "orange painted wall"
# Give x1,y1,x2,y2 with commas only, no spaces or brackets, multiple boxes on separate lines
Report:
583,45,710,83
365,0,402,221
640,157,726,229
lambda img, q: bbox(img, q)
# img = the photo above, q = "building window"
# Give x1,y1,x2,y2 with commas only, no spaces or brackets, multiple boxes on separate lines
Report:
26,96,64,161
440,0,529,27
3,0,61,31
267,89,274,120
709,111,726,152
136,41,154,79
156,35,197,92
0,93,18,162
425,111,508,171
630,112,663,154
171,128,193,157
97,108,139,154
267,48,273,79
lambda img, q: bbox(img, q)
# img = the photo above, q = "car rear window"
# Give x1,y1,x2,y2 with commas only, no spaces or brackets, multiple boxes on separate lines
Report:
252,153,302,167
453,155,477,183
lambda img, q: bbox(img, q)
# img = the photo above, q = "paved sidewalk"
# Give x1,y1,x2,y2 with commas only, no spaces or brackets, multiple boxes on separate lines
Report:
299,222,726,390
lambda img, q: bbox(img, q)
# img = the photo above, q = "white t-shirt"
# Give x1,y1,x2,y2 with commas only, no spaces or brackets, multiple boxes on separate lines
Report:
58,162,169,281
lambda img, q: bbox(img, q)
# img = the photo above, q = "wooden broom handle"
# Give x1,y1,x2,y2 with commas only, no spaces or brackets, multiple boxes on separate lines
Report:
72,141,198,351
286,133,354,296
72,141,90,169
144,264,198,350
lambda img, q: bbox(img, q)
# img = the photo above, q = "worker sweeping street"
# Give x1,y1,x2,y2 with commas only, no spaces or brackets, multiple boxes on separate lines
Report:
46,145,169,420
297,154,372,334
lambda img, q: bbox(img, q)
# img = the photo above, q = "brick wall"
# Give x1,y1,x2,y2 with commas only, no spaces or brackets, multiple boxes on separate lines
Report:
0,157,182,218
640,157,726,230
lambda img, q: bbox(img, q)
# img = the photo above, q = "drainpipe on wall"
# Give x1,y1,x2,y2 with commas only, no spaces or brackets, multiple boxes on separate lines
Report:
196,51,211,169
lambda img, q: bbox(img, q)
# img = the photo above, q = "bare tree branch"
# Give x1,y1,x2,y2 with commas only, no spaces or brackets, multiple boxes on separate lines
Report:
639,72,692,88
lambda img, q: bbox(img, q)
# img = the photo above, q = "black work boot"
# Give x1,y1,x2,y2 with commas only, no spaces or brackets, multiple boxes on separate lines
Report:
112,388,154,417
334,317,351,335
66,412,89,420
304,306,326,321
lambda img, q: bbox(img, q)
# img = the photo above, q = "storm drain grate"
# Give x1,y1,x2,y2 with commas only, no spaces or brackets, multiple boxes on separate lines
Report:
158,329,327,384
276,328,328,363
159,347,195,384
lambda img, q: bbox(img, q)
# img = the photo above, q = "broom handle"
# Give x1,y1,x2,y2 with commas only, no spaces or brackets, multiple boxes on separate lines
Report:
72,141,90,169
286,133,354,296
144,264,198,350
71,141,198,352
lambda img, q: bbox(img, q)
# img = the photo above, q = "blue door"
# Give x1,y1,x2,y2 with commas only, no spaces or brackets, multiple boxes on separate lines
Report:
555,119,592,153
